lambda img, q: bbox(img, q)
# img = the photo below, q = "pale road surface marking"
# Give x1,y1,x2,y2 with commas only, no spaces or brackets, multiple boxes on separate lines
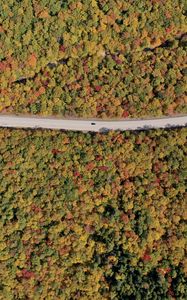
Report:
0,114,186,132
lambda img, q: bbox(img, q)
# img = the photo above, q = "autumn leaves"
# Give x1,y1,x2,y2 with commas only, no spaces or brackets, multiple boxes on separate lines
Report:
0,128,187,298
1,1,187,118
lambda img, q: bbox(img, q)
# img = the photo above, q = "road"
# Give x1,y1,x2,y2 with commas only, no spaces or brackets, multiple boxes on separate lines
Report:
0,114,186,132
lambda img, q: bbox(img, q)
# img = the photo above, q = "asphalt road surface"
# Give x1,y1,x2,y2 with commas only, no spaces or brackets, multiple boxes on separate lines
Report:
0,114,186,132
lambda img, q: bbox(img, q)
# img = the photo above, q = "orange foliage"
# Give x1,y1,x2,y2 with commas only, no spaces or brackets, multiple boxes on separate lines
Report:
28,54,37,68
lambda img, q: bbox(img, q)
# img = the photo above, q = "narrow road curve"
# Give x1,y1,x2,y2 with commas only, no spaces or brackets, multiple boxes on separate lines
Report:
0,114,186,132
11,33,187,84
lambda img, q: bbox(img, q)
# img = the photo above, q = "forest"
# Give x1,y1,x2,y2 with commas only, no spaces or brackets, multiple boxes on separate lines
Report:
0,128,186,299
0,1,187,299
0,0,187,117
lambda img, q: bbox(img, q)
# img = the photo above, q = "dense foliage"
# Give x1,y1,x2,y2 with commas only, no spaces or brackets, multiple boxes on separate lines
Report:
0,0,187,117
0,128,186,299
